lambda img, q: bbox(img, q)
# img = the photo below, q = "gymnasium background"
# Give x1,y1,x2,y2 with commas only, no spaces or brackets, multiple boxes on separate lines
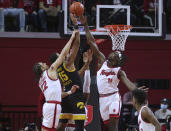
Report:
0,38,171,130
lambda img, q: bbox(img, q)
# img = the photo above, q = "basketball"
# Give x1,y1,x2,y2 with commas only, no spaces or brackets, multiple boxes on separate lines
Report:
70,2,84,16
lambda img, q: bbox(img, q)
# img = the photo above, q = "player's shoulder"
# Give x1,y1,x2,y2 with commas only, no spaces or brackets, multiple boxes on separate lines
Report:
141,106,155,122
141,106,152,114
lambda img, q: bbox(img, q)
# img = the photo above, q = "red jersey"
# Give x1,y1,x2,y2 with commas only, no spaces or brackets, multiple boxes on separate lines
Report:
39,0,61,8
143,0,154,13
0,0,13,8
18,0,38,13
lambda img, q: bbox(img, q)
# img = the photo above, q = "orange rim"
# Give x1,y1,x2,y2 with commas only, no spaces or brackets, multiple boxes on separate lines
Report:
104,25,132,32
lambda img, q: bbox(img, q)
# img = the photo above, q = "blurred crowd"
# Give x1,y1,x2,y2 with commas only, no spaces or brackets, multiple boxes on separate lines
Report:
0,0,171,33
0,0,62,32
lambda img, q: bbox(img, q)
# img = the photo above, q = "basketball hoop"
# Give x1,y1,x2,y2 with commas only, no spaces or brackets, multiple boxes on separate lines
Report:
104,25,132,51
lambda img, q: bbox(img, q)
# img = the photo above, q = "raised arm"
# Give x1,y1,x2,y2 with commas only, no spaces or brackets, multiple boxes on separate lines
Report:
80,16,105,69
65,14,80,67
78,49,93,77
142,107,161,131
119,70,148,92
118,70,137,91
50,30,78,70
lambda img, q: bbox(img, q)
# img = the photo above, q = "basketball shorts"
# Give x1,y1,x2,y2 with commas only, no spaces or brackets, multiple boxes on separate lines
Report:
59,93,86,122
64,105,93,131
65,126,86,131
42,102,61,130
99,92,122,123
64,119,86,131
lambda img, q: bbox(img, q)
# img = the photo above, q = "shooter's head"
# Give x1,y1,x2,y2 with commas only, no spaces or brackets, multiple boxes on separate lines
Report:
107,51,126,67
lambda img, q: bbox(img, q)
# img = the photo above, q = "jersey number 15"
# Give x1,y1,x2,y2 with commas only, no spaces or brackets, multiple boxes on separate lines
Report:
58,71,69,82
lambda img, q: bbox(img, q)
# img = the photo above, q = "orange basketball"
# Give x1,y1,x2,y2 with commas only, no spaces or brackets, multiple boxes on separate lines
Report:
70,2,84,16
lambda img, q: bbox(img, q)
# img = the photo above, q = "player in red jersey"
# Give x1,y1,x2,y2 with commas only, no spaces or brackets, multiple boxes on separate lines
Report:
33,30,79,131
79,15,148,131
132,89,161,131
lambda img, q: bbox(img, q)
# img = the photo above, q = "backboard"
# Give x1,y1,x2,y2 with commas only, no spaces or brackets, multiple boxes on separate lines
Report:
62,0,164,38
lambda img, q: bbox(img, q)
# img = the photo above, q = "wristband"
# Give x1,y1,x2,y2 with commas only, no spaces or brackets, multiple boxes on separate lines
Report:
67,91,72,95
74,25,79,29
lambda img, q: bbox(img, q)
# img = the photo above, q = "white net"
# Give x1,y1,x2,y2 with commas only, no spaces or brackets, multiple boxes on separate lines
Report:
105,25,132,51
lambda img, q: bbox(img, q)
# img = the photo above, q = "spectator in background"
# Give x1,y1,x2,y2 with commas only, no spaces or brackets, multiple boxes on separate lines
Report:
123,91,133,105
38,0,61,32
20,0,39,32
122,91,133,119
84,0,99,25
0,0,25,32
155,98,171,131
143,0,155,27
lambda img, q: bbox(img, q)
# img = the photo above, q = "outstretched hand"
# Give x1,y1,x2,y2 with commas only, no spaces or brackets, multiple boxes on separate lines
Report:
71,85,79,94
79,15,87,25
70,13,78,25
138,86,149,92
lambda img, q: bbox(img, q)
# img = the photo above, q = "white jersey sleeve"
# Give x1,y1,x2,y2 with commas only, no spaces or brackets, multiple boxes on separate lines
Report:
138,106,155,131
83,70,91,93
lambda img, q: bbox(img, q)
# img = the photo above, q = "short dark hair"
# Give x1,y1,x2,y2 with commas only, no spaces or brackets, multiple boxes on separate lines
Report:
132,89,147,105
33,63,42,81
49,53,58,65
116,52,128,67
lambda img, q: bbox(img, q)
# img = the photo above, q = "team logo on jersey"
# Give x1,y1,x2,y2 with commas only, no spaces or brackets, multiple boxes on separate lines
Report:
100,70,115,76
77,102,84,109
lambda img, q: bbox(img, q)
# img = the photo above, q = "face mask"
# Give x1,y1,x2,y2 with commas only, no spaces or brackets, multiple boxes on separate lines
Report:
160,104,168,109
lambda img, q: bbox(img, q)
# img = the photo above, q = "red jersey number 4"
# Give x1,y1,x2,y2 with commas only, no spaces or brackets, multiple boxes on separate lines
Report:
108,78,112,83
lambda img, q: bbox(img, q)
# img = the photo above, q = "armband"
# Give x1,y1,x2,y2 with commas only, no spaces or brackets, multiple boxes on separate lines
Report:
67,91,72,95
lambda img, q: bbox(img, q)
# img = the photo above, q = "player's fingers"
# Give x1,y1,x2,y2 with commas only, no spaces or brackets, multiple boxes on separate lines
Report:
80,15,84,19
138,86,149,92
138,86,146,89
73,13,77,17
73,85,79,89
143,88,149,92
